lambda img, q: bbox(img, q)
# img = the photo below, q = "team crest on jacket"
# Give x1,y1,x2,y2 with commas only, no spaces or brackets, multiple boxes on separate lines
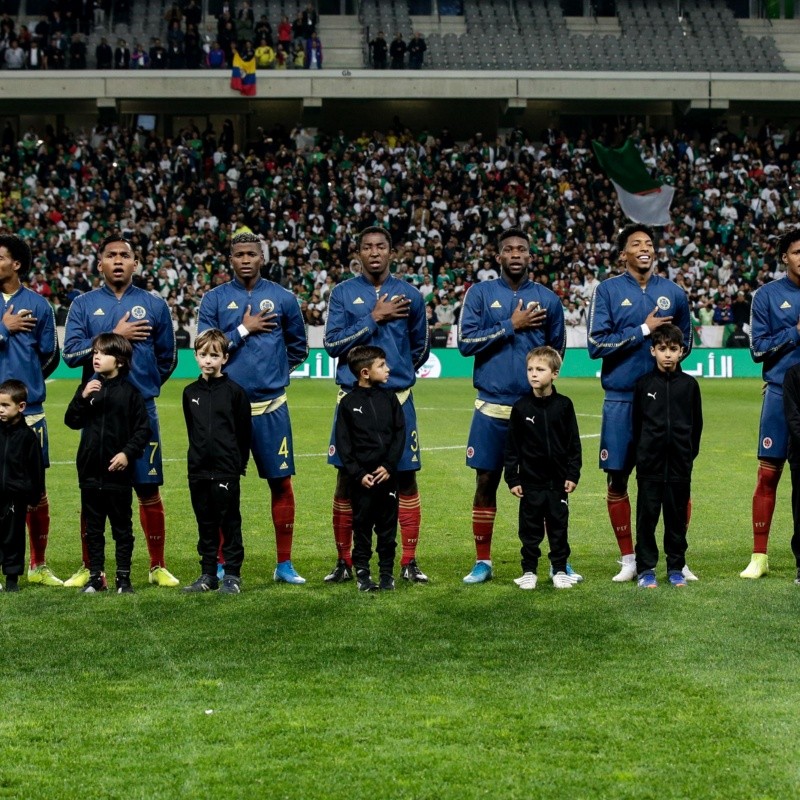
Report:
260,299,275,314
328,445,336,456
390,294,405,302
131,305,146,319
466,446,475,458
657,296,671,311
763,437,773,449
600,449,609,461
526,301,541,311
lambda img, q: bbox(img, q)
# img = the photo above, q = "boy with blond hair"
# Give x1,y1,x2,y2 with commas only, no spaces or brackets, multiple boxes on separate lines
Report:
182,329,251,594
504,346,581,590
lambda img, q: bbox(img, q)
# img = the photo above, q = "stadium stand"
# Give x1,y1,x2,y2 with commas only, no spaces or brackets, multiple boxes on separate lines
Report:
0,113,794,351
0,0,791,72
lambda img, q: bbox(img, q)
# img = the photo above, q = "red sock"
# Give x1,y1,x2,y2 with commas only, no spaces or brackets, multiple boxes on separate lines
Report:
26,493,50,568
472,505,496,561
272,478,295,563
217,529,225,566
398,491,421,566
138,492,166,569
332,497,353,566
80,510,89,568
607,491,634,556
753,461,782,554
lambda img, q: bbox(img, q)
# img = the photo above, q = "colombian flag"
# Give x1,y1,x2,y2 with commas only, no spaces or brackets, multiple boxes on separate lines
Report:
231,51,256,96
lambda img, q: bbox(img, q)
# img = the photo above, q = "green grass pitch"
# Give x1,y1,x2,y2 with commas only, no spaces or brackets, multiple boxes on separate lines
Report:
1,374,799,799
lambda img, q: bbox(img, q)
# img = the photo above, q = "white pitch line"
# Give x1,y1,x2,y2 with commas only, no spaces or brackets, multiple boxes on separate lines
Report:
48,434,601,466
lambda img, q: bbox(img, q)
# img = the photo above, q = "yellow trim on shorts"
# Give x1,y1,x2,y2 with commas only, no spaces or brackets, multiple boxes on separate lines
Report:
474,399,512,420
251,394,287,416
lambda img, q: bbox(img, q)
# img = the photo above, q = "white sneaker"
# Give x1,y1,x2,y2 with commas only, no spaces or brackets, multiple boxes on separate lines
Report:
549,564,582,583
612,555,637,582
682,564,699,582
552,571,573,589
514,572,537,590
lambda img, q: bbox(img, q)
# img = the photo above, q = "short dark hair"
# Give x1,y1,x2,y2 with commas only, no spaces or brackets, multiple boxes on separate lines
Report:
98,233,135,258
347,344,386,378
650,323,684,349
497,227,529,249
616,223,655,253
0,378,27,405
778,227,800,258
0,234,32,280
357,226,392,249
92,332,133,372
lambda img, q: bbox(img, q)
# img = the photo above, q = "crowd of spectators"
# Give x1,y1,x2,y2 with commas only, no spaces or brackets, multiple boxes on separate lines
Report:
0,113,798,347
0,1,324,70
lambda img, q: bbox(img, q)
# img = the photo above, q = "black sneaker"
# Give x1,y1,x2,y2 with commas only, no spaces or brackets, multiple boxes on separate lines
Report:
400,559,429,583
4,576,19,592
324,558,353,583
379,573,395,591
356,569,378,592
182,574,219,593
115,573,134,594
219,574,242,594
81,573,108,594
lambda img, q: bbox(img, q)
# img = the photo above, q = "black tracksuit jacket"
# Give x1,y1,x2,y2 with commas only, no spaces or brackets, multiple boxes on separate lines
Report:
182,374,251,481
335,385,405,483
0,417,44,506
632,367,703,483
503,388,582,490
64,373,151,489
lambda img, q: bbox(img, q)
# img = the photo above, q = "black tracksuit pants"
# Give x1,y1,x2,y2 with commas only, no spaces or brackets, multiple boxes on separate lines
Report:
518,485,571,574
82,487,135,575
189,479,244,577
635,478,690,574
788,465,800,567
350,477,398,576
0,491,27,577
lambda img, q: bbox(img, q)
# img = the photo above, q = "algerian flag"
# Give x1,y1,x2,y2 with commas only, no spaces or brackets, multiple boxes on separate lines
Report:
592,138,675,226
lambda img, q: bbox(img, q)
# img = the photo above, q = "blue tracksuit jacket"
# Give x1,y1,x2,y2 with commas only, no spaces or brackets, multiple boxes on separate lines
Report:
458,276,565,406
323,274,429,390
197,277,308,402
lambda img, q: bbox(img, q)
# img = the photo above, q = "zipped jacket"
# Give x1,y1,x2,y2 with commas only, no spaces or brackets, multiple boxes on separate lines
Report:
0,418,44,504
182,374,251,481
503,388,581,490
64,374,151,489
632,367,703,482
335,385,405,483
